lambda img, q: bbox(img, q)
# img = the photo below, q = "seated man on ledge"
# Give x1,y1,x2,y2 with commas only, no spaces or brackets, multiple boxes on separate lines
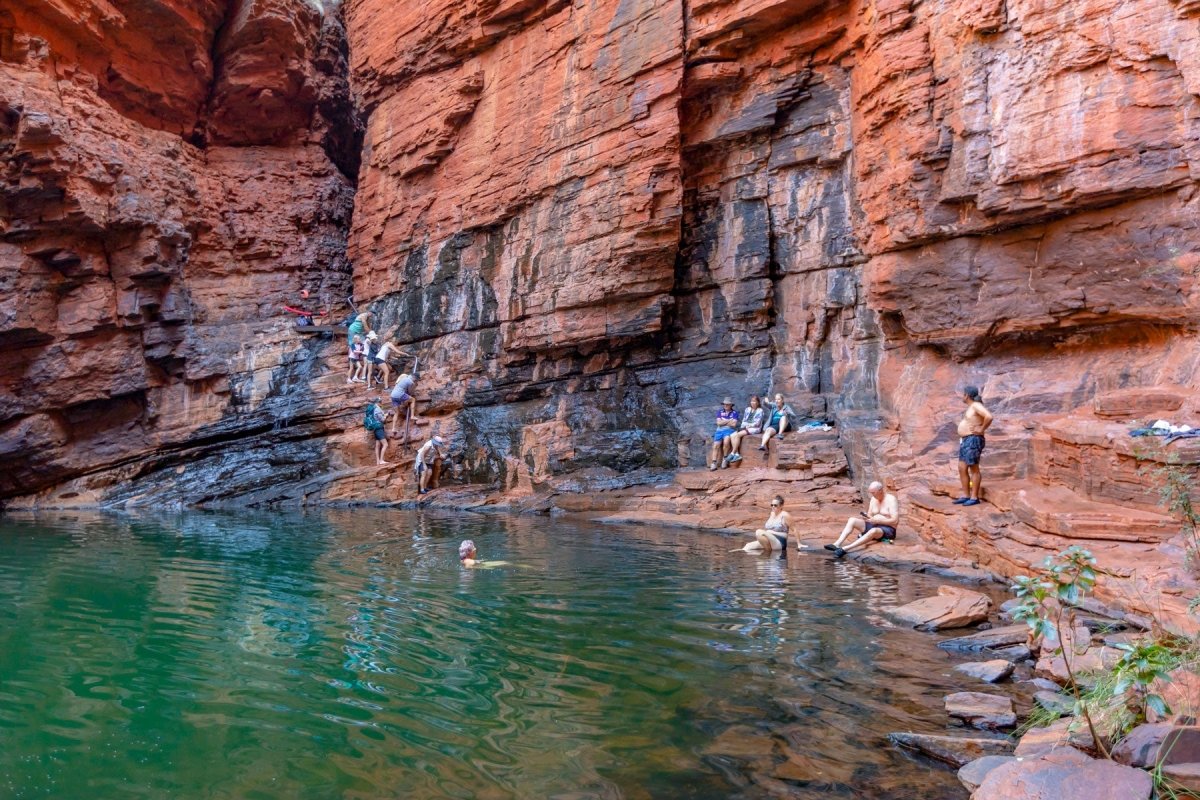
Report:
824,481,899,558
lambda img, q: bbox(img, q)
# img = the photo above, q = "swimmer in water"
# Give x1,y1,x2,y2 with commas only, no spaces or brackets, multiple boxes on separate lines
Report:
458,540,510,569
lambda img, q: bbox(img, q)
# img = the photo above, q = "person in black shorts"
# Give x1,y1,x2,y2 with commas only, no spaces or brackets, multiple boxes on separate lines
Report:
953,386,993,507
824,481,900,557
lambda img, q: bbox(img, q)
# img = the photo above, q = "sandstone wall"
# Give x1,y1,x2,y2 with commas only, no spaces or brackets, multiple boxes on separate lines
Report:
0,0,358,505
4,0,1200,626
333,0,1200,625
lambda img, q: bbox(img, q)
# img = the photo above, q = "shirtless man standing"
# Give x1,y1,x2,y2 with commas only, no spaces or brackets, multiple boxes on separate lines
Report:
954,386,993,507
825,481,899,557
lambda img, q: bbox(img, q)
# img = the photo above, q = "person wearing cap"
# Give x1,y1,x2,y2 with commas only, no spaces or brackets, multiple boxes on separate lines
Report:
709,397,741,471
415,435,446,494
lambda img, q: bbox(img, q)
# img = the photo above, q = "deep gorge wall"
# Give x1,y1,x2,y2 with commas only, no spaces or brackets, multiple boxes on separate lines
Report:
3,0,1200,622
0,0,359,505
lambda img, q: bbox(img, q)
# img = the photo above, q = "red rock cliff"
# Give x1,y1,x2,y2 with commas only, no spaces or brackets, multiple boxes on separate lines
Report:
337,0,1200,627
3,0,1199,626
0,0,359,504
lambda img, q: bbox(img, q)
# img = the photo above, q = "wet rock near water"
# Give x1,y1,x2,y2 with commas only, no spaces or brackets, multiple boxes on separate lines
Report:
954,660,1015,684
971,748,1152,800
888,586,993,631
938,624,1030,653
887,732,1014,767
1014,718,1094,756
958,755,1018,792
945,692,1017,730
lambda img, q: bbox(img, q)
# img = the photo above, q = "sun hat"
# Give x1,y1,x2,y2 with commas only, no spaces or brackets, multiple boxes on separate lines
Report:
458,540,476,559
432,436,446,445
722,397,734,405
366,331,378,340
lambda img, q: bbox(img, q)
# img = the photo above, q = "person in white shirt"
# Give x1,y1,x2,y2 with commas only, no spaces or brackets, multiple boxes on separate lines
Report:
414,435,445,495
724,395,766,466
374,334,411,390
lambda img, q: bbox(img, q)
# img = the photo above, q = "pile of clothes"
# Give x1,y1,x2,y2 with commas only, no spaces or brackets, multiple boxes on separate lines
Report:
1129,420,1200,443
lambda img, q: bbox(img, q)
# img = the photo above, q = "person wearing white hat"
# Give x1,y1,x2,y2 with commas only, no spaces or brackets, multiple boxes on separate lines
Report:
415,435,446,494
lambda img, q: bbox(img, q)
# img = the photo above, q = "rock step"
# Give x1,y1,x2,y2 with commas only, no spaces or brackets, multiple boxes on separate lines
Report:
1032,416,1200,512
938,624,1030,653
985,480,1177,543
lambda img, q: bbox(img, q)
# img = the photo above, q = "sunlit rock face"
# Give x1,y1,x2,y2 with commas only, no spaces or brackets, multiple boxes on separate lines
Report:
0,1,358,504
4,0,1200,625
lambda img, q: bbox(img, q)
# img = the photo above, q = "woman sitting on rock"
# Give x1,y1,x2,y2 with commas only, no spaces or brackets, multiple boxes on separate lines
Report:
759,393,797,450
724,395,765,466
741,495,791,553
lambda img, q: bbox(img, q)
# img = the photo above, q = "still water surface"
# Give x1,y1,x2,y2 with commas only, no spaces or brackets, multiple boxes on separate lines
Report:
0,511,984,799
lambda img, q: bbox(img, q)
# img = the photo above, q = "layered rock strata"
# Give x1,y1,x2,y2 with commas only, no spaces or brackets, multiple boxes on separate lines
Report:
0,1,358,505
3,0,1200,630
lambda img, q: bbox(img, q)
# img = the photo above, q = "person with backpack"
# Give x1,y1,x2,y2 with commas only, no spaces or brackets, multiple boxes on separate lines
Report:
363,397,392,466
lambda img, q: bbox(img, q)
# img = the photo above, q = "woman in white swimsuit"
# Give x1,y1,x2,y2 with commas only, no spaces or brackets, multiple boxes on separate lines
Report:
742,495,791,552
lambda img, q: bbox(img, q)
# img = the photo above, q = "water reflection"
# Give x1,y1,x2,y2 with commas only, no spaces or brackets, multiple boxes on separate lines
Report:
0,510,992,799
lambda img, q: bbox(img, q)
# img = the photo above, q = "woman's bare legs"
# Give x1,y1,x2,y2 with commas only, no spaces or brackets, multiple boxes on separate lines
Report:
759,427,777,449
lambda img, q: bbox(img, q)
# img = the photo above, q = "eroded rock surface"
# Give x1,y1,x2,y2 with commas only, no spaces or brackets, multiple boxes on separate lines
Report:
3,0,1200,635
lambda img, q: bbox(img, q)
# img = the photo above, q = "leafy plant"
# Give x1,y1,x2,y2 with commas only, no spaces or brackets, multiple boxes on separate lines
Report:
1109,640,1178,722
1142,458,1200,573
1010,546,1111,757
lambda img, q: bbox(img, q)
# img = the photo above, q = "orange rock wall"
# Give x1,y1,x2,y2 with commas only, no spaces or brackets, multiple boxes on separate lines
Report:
5,0,1200,627
0,1,359,503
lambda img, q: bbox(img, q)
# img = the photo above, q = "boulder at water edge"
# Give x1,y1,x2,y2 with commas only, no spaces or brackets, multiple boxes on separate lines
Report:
971,749,1152,800
887,732,1014,767
954,660,1014,683
945,692,1016,730
888,586,992,631
958,755,1018,792
1013,717,1093,756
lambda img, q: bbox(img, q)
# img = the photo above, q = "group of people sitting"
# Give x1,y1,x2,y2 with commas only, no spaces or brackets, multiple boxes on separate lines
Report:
735,385,994,558
709,393,797,470
740,482,900,557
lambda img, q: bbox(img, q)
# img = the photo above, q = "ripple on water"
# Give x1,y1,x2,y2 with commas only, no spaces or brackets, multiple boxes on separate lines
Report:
0,511,983,800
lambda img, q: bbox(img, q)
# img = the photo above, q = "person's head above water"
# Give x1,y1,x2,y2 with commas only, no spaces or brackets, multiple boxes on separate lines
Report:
459,540,477,560
868,480,885,499
962,385,982,403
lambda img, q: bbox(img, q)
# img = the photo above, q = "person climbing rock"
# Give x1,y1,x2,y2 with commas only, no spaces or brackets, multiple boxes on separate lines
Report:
347,311,372,348
364,396,392,466
374,334,410,390
390,371,417,437
347,334,366,384
953,386,993,507
414,435,445,495
824,481,899,557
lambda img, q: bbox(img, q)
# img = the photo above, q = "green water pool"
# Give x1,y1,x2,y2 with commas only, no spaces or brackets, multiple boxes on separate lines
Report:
0,510,980,799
